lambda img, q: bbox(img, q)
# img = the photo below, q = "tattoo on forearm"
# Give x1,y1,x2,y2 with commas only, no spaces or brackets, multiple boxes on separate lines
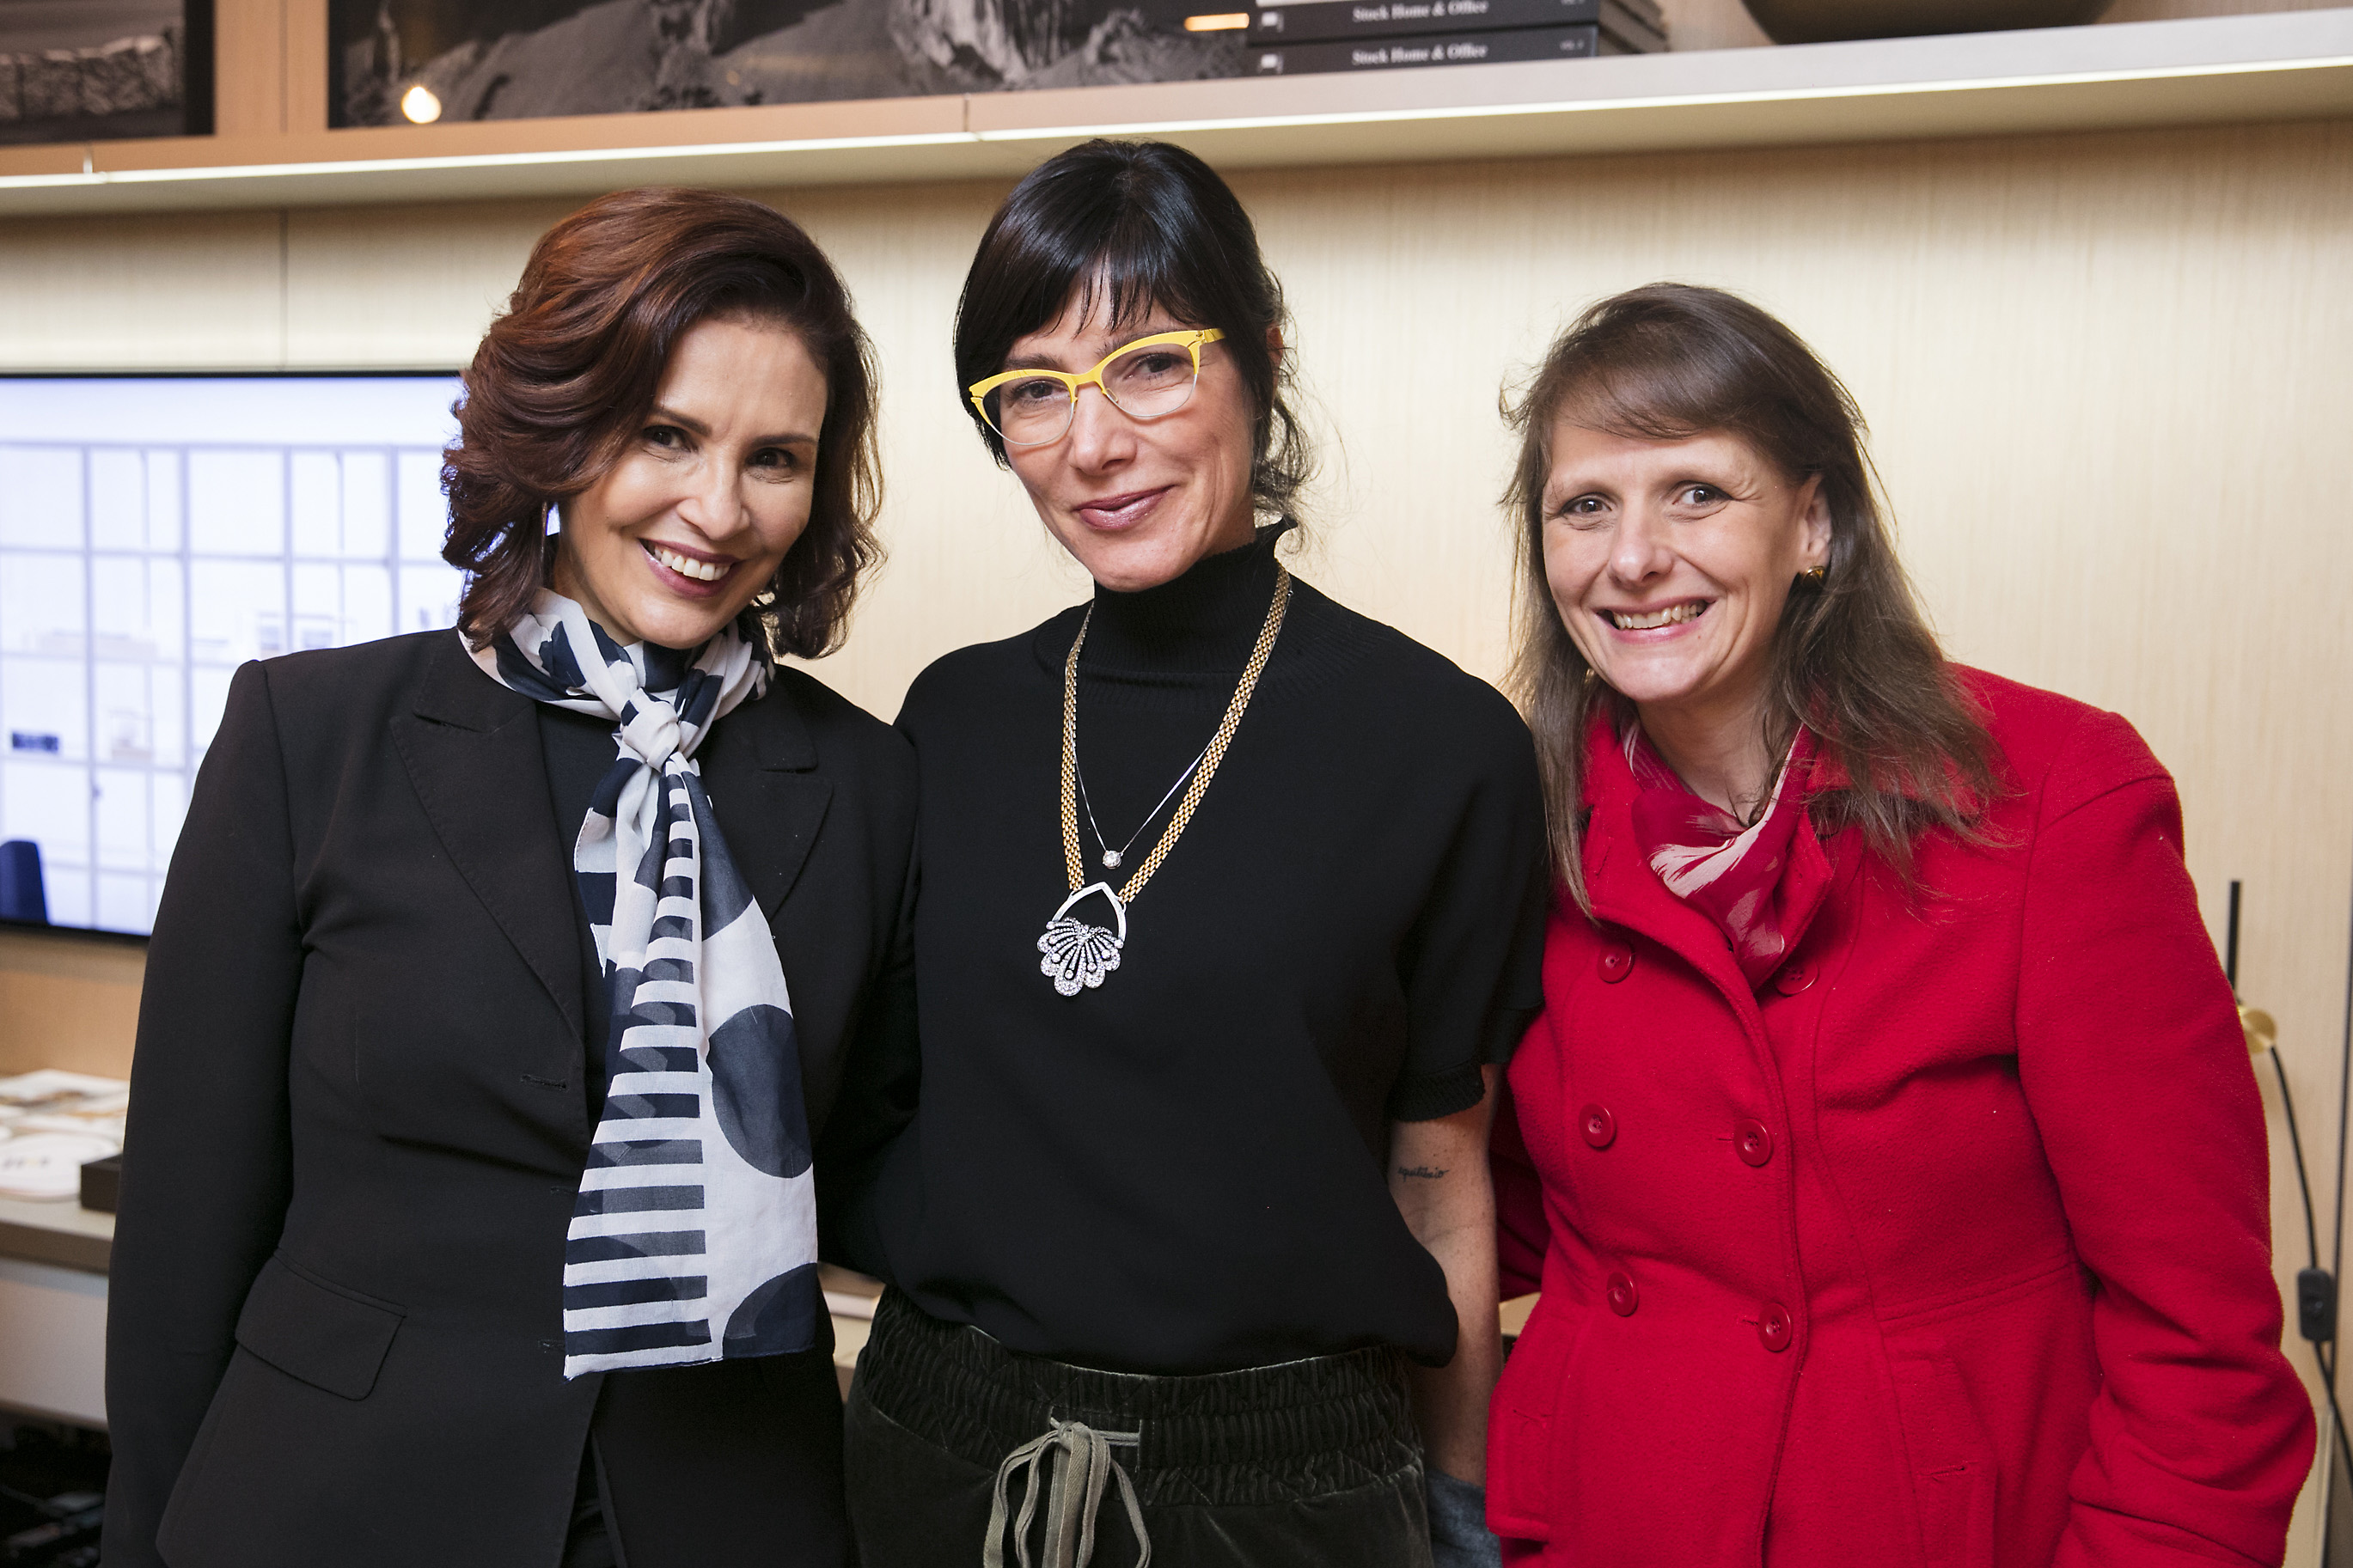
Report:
1396,1164,1449,1180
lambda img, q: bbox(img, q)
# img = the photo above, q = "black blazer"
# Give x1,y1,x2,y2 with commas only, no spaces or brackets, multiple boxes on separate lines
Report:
102,629,916,1568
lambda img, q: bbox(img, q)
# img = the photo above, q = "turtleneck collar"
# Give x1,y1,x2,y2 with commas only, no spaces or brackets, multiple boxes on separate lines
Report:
1080,522,1290,675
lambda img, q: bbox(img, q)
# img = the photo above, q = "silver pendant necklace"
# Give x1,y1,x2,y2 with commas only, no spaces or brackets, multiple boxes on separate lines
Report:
1038,564,1291,998
1076,744,1208,870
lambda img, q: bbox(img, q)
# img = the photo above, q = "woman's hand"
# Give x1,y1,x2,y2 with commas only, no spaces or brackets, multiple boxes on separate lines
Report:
1389,1065,1504,1491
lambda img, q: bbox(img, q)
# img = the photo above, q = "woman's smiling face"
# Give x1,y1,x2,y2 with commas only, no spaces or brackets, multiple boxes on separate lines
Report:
999,295,1261,594
1542,423,1830,730
552,314,828,650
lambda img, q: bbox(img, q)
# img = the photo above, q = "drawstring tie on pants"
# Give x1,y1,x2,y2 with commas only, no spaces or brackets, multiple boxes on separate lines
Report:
983,1417,1152,1568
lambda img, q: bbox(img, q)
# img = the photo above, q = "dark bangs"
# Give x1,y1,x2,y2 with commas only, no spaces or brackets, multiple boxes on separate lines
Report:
953,138,1311,522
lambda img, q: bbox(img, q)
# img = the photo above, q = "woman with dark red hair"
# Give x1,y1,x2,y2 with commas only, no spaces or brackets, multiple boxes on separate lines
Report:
103,187,912,1568
1486,283,2313,1566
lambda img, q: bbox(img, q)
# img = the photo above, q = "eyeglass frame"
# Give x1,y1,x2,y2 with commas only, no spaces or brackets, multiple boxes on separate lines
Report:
966,328,1227,448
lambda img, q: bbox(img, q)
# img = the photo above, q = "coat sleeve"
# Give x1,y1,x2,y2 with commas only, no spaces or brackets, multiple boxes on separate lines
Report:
101,662,304,1568
1390,705,1551,1123
2014,711,2314,1567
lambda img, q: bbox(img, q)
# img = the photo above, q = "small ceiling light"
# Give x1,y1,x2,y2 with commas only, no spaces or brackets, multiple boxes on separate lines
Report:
400,84,443,124
1184,12,1250,27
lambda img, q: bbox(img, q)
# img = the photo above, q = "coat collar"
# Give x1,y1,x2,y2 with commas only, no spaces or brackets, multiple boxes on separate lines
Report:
407,628,821,772
1580,711,1837,1011
694,674,831,921
1800,728,1985,816
392,635,834,1049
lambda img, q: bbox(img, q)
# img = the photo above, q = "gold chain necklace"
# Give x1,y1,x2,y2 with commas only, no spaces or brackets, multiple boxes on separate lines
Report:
1036,562,1292,998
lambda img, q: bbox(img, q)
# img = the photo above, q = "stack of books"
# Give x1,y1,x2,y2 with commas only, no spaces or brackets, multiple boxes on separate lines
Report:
1185,0,1665,78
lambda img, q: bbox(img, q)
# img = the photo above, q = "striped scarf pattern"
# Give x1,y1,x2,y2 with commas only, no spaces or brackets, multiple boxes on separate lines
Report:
475,591,822,1380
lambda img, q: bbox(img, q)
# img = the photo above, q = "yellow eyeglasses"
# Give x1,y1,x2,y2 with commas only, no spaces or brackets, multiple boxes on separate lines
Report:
967,329,1225,448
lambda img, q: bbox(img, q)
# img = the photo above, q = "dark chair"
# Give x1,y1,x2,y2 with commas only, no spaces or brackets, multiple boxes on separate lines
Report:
0,840,50,924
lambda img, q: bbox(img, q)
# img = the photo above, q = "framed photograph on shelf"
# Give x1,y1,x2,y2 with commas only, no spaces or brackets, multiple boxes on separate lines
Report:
0,0,214,144
328,0,1243,126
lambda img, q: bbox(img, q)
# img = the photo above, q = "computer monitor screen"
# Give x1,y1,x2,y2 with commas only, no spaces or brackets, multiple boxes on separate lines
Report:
0,373,466,936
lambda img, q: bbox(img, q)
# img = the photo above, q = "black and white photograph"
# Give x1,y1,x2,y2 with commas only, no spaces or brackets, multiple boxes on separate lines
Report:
329,0,1243,127
0,0,211,144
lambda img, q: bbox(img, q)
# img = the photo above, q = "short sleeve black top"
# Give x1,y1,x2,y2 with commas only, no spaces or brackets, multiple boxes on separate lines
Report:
874,528,1549,1375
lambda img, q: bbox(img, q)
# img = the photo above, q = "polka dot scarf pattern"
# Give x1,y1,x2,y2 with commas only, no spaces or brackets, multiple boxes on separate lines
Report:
477,591,821,1379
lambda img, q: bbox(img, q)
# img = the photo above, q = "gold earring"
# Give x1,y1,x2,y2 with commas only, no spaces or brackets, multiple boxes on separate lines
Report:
1804,565,1827,583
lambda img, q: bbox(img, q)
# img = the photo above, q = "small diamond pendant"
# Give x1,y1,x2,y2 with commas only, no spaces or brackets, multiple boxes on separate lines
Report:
1101,850,1121,869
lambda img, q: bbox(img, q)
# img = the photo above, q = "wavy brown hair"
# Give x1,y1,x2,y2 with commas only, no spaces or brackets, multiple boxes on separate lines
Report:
1505,284,1997,907
443,186,882,658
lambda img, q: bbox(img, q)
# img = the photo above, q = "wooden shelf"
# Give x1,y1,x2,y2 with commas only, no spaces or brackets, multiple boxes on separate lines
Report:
0,7,2348,214
0,1194,111,1275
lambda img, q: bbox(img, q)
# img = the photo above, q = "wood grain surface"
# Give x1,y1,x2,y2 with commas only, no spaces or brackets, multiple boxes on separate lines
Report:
0,930,144,1080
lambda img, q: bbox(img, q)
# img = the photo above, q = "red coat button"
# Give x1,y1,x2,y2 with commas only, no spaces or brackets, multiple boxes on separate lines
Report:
1773,962,1814,995
1606,1272,1639,1316
1580,1104,1617,1150
1734,1119,1774,1168
1597,943,1635,983
1757,1302,1794,1351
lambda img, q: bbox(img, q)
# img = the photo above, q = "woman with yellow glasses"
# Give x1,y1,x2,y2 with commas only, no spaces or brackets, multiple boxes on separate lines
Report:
829,138,1549,1568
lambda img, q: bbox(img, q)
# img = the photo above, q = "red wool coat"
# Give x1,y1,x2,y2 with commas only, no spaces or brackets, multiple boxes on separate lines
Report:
1489,668,2313,1567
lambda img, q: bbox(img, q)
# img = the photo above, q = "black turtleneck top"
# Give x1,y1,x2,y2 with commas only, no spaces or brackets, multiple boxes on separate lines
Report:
866,528,1549,1374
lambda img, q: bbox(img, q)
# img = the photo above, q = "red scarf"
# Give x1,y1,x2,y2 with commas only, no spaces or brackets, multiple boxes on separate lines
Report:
1623,723,1817,989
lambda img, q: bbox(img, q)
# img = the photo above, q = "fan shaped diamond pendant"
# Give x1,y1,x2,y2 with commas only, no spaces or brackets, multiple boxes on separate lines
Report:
1044,562,1291,998
1039,883,1126,997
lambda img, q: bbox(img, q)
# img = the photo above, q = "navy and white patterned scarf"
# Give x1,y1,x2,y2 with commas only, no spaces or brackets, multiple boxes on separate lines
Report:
474,590,821,1380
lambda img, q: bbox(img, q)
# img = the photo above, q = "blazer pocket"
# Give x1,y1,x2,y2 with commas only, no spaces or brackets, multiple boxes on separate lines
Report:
233,1254,406,1401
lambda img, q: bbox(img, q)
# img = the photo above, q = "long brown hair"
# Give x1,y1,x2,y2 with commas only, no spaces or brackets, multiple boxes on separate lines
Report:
1504,284,1996,907
443,186,882,658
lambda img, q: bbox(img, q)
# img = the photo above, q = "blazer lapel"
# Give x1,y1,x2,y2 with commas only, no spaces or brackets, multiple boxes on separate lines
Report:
700,677,833,924
389,636,586,1046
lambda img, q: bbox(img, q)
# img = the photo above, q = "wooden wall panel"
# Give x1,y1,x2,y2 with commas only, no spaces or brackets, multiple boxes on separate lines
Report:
0,934,142,1081
284,0,331,136
0,211,286,367
282,199,565,366
0,112,2347,1556
212,0,288,137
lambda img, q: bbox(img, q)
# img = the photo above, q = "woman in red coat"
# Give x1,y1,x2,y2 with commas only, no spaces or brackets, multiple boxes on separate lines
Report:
1487,284,2313,1567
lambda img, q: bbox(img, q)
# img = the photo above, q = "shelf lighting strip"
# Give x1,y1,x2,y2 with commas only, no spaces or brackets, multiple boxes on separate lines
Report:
0,131,978,191
1003,47,2353,142
2,34,2349,193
